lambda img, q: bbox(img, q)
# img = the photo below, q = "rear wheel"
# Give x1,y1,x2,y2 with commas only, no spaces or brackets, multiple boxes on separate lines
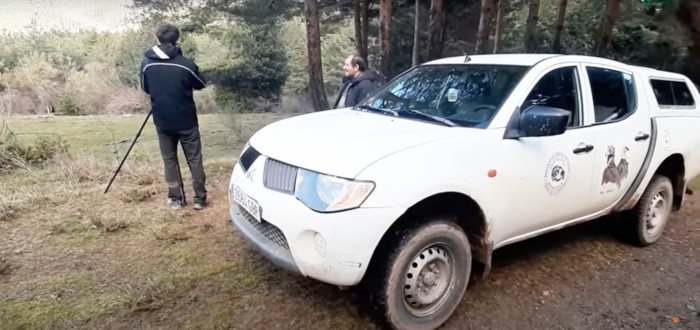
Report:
632,174,674,246
367,219,471,330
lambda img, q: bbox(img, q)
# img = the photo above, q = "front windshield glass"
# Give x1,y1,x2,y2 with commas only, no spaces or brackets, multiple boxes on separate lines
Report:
358,64,529,128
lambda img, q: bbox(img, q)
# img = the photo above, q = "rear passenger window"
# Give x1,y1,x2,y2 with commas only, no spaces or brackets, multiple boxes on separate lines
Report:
650,79,696,107
672,81,695,106
650,80,674,105
586,67,636,123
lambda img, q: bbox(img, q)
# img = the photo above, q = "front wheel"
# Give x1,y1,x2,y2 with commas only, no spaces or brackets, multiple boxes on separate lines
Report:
369,219,471,330
632,174,674,246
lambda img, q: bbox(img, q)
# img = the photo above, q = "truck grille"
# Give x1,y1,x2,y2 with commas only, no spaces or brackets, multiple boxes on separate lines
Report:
264,158,298,194
238,205,289,250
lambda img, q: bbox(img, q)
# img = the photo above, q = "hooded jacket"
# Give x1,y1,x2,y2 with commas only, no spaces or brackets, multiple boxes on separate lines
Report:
332,71,380,109
140,43,206,131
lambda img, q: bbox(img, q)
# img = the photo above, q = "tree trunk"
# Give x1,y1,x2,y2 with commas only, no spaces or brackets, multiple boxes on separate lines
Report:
412,0,420,66
676,0,700,82
354,0,362,56
475,0,495,54
524,0,540,52
677,0,700,59
380,0,393,81
305,0,329,111
427,0,444,60
592,0,621,57
493,0,506,53
552,0,568,53
361,0,370,62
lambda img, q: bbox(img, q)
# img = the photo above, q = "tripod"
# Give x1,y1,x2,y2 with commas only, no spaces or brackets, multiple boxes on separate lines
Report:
103,111,186,205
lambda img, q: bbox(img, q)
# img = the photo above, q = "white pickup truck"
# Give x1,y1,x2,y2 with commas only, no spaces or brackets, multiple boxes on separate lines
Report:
228,54,700,329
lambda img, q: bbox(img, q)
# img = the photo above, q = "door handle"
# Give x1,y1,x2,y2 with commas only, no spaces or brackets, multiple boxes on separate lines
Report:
573,144,594,154
635,132,650,141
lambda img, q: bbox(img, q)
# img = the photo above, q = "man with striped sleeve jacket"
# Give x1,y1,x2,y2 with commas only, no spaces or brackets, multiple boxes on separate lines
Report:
140,23,208,211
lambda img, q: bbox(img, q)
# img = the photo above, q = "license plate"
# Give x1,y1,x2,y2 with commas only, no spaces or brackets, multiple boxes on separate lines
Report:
233,185,261,222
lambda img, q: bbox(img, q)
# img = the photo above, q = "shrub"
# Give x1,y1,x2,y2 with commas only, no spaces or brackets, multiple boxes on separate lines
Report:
0,123,68,172
0,52,71,114
204,23,290,100
58,93,83,116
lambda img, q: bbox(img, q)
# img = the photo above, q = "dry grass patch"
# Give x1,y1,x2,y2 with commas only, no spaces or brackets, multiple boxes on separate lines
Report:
0,113,355,329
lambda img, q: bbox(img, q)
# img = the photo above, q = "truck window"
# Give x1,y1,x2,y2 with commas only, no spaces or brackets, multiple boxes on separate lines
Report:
586,67,636,123
650,79,675,106
520,66,582,127
650,79,696,107
673,81,695,106
361,64,528,128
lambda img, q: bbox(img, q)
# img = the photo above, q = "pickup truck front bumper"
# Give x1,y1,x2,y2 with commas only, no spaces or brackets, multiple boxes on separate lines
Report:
228,162,406,287
229,205,301,274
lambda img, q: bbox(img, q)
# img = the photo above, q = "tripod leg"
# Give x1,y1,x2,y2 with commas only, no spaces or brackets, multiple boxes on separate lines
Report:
176,158,186,206
104,111,152,194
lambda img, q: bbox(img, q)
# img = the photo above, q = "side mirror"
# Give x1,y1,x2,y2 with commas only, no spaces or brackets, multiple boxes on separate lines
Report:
505,105,570,138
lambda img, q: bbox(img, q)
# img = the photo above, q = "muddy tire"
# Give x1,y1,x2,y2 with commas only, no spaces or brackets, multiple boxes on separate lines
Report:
632,175,674,246
367,219,471,330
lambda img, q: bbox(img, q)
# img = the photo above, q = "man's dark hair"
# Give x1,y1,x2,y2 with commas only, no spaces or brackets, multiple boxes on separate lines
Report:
156,24,180,45
350,55,367,72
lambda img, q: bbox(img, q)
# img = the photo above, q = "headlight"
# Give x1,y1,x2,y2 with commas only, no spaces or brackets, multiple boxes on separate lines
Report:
295,169,375,212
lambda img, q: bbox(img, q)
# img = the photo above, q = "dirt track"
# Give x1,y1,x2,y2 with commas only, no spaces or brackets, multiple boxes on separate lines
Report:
442,192,700,330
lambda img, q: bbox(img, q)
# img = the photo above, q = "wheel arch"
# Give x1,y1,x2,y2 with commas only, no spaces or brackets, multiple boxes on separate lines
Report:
364,192,492,285
653,153,686,211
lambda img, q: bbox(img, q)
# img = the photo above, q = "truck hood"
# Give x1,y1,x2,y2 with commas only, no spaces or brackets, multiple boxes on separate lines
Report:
249,109,470,178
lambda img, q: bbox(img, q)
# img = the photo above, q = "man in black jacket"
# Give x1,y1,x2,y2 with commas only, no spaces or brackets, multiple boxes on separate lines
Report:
332,55,380,109
140,24,207,210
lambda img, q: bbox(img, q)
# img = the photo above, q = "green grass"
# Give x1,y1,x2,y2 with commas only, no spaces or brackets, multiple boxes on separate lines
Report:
0,111,374,330
0,273,132,329
0,112,314,330
3,113,280,162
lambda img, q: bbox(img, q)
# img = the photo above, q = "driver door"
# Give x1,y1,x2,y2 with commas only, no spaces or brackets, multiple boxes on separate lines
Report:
499,64,598,239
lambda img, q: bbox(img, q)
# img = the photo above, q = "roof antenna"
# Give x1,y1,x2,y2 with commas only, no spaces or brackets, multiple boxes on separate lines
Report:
463,53,471,62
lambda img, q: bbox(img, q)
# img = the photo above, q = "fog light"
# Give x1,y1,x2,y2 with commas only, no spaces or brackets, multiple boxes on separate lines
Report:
314,232,327,258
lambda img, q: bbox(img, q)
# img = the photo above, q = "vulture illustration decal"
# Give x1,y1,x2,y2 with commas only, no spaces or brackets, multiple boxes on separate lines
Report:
601,145,630,190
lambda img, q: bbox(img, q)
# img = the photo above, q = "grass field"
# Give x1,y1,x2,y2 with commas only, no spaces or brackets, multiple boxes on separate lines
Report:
3,113,286,161
0,113,374,330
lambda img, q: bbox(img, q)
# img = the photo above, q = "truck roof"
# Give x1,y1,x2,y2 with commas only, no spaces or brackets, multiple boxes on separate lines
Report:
628,65,690,81
423,54,559,66
423,54,693,82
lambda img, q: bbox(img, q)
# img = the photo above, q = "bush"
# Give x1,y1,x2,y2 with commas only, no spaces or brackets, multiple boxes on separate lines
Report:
58,93,83,116
204,23,290,100
104,87,149,115
0,88,42,116
0,52,72,114
194,86,223,114
0,123,68,172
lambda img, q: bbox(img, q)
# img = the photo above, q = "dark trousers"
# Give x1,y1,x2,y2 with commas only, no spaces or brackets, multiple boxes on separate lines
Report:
156,126,207,203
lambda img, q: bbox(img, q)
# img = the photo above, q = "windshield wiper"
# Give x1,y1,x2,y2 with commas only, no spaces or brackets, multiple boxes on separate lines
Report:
355,105,399,117
405,110,459,127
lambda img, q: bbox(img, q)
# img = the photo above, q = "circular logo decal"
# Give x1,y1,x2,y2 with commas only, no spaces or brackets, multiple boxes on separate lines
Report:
544,152,570,195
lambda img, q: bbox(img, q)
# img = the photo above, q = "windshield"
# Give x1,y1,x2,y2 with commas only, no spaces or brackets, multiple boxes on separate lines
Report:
358,64,529,128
